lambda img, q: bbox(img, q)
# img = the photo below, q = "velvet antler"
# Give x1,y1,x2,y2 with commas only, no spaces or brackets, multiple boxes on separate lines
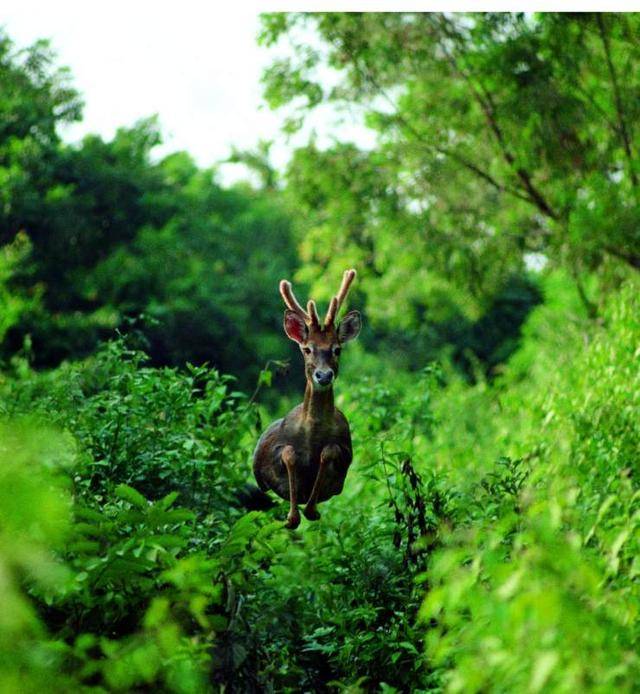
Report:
324,269,357,326
306,300,321,328
279,279,321,329
280,269,356,329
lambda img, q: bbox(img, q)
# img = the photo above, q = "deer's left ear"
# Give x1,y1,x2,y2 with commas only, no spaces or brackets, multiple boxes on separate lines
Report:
337,310,361,343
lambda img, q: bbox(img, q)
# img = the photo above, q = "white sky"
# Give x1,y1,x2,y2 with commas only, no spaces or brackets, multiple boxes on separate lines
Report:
3,2,633,187
7,1,616,187
1,1,375,185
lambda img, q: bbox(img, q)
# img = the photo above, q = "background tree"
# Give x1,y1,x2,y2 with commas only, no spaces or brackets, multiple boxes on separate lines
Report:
0,31,298,387
260,13,640,325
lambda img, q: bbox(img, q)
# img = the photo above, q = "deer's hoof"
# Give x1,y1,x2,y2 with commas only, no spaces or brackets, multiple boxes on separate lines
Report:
303,506,321,521
285,510,301,530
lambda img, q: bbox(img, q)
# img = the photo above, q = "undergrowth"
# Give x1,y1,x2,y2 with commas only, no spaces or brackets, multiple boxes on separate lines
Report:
0,274,639,692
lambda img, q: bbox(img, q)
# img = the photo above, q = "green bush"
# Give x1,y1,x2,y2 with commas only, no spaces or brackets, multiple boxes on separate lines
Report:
0,339,287,691
0,422,75,693
1,277,639,692
2,339,254,509
422,281,640,692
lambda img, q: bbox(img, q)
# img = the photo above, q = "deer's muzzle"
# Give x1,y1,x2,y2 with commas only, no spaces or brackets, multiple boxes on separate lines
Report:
313,369,334,388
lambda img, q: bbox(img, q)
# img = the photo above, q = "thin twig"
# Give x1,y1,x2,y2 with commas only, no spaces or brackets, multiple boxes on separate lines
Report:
596,14,638,189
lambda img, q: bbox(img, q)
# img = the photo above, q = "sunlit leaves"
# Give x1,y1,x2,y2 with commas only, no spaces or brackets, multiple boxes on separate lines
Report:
262,12,640,324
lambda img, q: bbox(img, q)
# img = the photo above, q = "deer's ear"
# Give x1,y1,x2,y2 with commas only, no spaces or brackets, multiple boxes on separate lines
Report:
284,310,308,343
337,310,361,343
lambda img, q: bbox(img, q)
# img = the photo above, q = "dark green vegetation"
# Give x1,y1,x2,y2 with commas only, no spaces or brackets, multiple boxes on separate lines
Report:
1,13,639,693
0,33,296,386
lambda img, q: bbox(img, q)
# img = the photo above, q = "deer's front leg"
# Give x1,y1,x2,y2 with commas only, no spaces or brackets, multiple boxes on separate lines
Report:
304,443,341,521
281,445,300,529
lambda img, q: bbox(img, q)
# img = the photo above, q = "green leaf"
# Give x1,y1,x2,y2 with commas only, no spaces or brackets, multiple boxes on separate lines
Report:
114,484,148,510
158,491,179,510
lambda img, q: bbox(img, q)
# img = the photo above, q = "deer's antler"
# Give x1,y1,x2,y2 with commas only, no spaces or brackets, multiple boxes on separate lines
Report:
280,269,356,329
324,269,357,326
279,280,321,329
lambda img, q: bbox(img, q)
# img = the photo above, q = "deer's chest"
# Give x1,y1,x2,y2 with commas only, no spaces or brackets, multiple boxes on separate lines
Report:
288,421,345,467
253,414,352,503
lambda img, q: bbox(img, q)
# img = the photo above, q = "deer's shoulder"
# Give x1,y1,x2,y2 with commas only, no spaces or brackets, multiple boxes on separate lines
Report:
333,407,350,432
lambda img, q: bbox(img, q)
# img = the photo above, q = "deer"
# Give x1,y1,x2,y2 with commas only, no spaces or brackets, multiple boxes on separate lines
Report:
253,269,362,529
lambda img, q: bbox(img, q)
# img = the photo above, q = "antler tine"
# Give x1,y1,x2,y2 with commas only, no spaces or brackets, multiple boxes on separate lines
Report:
324,269,357,326
307,300,321,328
325,297,339,326
279,280,309,321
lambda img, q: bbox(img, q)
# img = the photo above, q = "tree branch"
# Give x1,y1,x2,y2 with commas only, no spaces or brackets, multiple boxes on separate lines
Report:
596,14,638,189
348,52,533,206
435,16,559,221
603,244,640,270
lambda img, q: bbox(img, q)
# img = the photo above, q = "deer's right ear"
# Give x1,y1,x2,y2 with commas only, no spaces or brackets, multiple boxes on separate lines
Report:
337,310,361,342
284,310,308,343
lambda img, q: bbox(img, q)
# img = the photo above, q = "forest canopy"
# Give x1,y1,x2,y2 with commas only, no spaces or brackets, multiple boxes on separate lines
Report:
261,12,639,314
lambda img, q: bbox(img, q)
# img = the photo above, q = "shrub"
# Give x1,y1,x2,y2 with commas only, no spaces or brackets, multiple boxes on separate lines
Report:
2,278,639,692
422,281,640,692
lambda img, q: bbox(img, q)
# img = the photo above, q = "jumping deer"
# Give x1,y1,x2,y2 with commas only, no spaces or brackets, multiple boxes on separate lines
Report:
253,269,361,528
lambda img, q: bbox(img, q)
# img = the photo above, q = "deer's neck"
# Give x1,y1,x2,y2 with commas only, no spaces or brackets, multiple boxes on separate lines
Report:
302,381,335,426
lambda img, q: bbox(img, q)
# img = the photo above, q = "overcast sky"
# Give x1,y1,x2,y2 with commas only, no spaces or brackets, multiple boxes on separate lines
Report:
2,1,374,185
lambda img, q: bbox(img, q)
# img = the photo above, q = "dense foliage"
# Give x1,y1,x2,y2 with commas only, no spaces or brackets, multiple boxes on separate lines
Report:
1,12,640,693
2,271,639,692
0,27,544,385
0,32,297,387
261,12,638,326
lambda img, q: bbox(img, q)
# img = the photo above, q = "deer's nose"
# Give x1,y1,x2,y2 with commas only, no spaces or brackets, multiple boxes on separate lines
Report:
314,369,334,386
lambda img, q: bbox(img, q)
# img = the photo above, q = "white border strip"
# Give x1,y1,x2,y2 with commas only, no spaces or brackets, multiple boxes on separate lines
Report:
248,3,640,13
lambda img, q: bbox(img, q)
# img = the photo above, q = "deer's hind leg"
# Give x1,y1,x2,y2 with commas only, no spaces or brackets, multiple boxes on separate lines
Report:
281,445,300,529
304,444,341,521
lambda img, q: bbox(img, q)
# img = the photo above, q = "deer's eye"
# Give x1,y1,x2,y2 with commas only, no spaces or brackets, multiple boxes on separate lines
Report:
302,347,312,355
333,346,342,356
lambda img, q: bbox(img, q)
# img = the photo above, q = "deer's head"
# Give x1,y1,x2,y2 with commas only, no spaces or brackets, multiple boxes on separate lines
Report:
280,269,361,391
